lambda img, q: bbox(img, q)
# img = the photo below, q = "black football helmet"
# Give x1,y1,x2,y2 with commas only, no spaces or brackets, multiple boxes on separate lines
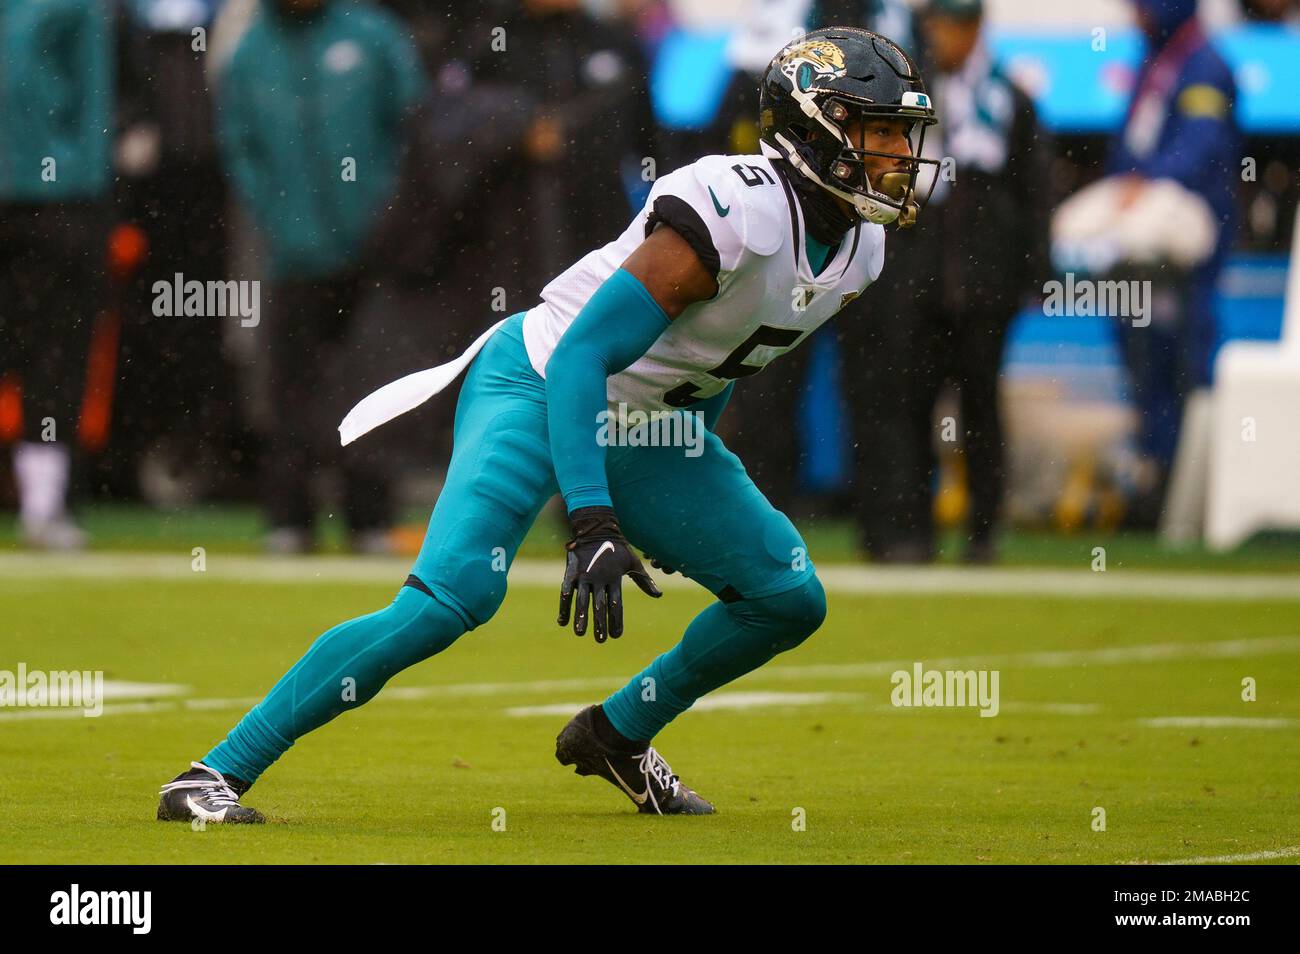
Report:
759,27,938,227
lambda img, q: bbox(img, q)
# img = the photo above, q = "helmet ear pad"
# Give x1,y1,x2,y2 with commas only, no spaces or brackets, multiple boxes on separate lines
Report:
787,120,880,196
783,122,849,189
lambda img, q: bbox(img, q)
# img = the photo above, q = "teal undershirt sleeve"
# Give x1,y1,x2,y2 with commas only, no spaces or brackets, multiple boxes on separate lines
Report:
545,267,672,512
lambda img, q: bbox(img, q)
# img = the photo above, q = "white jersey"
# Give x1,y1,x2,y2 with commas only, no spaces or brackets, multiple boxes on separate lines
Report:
521,150,886,414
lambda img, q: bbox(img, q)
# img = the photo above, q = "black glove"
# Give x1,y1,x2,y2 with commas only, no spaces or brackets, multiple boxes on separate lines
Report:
558,506,661,642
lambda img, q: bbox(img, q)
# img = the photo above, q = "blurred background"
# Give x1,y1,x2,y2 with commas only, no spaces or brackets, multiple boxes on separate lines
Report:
2,0,1298,567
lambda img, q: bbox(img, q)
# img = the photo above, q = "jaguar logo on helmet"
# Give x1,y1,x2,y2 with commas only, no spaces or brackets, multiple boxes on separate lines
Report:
776,39,847,92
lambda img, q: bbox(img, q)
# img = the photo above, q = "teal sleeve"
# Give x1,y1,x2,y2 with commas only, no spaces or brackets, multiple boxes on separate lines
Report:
71,1,112,195
216,56,270,217
695,381,734,431
545,268,671,513
390,26,427,114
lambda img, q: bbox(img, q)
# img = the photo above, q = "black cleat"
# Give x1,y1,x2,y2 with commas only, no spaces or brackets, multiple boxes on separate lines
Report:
555,705,714,815
157,761,265,824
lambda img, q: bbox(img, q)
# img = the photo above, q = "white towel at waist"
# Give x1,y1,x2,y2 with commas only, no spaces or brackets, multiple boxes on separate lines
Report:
338,317,507,446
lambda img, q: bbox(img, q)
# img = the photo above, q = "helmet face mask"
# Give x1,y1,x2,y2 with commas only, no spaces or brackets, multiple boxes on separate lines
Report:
814,97,939,225
760,28,939,228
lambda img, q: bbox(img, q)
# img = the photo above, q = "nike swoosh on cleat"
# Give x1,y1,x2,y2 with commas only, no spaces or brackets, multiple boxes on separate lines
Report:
185,795,228,823
585,540,616,574
708,186,730,217
603,758,649,805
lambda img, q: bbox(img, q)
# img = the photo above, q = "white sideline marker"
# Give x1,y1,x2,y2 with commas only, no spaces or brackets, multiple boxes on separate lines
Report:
5,552,1300,602
1129,846,1300,865
1138,716,1299,729
4,634,1300,722
505,691,854,718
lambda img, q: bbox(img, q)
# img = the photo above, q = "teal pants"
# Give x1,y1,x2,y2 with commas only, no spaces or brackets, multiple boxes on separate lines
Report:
205,314,825,783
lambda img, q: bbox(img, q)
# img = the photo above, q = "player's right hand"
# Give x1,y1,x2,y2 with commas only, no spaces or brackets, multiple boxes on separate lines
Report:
558,506,661,643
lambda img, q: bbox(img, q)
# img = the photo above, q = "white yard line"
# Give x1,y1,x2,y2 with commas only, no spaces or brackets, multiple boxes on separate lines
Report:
506,691,856,718
998,702,1101,715
1138,716,1299,729
3,552,1300,601
0,696,261,722
1130,846,1300,865
754,635,1300,683
101,680,189,699
4,634,1296,724
815,564,1300,602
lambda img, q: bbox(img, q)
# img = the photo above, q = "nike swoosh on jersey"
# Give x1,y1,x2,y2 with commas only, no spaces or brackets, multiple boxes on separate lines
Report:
585,540,617,574
604,757,650,804
708,186,730,217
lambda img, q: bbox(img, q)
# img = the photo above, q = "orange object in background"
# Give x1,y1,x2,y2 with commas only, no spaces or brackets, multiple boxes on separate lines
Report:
0,225,143,450
77,222,146,452
1,224,140,452
390,524,426,556
0,374,22,444
77,310,120,454
75,223,146,452
108,222,149,281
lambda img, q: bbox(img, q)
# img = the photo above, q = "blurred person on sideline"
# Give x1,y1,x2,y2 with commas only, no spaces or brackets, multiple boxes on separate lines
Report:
465,0,657,304
114,0,246,504
362,9,537,466
363,1,652,476
216,0,425,553
1105,0,1240,526
841,0,1051,563
0,0,114,549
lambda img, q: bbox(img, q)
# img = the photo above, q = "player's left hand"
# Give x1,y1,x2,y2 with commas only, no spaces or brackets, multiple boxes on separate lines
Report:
558,506,661,643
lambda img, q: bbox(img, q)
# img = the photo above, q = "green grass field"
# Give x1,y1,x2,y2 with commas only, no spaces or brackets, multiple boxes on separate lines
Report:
3,521,1299,865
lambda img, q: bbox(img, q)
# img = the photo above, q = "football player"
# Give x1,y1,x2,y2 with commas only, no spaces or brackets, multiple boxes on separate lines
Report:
157,27,937,822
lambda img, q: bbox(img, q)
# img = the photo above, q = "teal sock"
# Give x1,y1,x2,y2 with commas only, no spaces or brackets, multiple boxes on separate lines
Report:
204,586,468,784
602,575,827,742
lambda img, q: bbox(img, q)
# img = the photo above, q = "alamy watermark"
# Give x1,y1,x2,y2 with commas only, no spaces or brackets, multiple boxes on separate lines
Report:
1042,273,1151,328
0,664,104,717
50,884,151,934
152,272,260,327
891,663,1000,717
596,403,704,458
